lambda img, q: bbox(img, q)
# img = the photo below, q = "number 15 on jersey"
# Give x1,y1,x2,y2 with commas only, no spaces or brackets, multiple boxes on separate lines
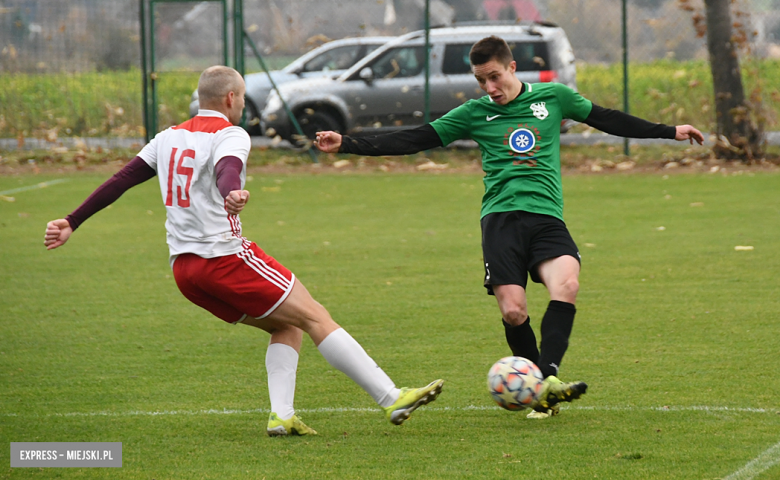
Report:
165,147,194,208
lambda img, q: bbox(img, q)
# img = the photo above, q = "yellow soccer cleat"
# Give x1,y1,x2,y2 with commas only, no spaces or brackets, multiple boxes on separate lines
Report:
267,412,318,437
532,375,587,413
383,379,444,425
526,404,560,419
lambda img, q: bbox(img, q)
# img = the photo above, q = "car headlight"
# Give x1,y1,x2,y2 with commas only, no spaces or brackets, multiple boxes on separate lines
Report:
264,94,283,115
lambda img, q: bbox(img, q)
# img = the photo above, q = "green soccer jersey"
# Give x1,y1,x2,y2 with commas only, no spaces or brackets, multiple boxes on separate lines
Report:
431,82,592,221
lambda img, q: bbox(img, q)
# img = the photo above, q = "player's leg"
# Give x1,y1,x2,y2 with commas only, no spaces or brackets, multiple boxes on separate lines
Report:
525,218,588,416
243,317,316,436
528,255,586,413
481,211,539,362
172,253,315,435
535,254,580,378
492,284,539,363
255,279,443,424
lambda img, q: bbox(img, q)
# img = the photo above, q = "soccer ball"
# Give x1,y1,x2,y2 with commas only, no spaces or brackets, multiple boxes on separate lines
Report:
487,356,544,411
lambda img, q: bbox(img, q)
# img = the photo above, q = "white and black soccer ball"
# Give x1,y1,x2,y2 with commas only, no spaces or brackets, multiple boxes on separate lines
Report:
487,356,544,411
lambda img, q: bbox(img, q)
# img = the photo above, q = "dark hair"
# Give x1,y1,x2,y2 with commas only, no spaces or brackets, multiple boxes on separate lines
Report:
469,36,514,67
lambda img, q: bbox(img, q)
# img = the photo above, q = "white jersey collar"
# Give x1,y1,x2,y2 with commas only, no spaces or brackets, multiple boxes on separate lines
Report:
196,109,230,121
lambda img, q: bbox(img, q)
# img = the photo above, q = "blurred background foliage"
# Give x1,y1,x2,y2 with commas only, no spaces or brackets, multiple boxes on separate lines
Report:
1,0,779,142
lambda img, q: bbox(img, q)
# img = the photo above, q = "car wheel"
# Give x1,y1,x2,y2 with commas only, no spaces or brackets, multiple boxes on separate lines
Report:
295,110,341,142
244,100,262,136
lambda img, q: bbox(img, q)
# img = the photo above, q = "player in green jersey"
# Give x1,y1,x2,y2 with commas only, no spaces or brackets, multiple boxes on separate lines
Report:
315,35,703,418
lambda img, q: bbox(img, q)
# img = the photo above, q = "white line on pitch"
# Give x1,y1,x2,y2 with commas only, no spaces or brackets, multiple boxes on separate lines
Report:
723,440,780,480
0,179,69,196
2,404,777,418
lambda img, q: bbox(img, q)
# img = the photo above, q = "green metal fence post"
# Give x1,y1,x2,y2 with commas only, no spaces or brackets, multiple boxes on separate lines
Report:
221,0,228,67
140,0,150,143
150,0,158,137
424,0,430,124
244,32,318,163
622,0,629,157
233,0,245,127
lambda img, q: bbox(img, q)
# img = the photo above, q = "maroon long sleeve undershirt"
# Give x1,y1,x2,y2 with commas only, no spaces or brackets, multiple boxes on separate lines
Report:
65,155,244,231
214,156,243,199
65,156,156,230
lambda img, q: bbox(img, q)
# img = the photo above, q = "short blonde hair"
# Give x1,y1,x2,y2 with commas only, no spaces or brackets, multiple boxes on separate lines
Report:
197,66,242,108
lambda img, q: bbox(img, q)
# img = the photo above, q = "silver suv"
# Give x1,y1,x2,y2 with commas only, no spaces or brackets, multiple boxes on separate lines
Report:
189,36,392,134
261,23,576,140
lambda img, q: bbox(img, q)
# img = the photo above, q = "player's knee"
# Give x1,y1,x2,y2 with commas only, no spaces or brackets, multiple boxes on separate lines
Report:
502,305,528,326
558,276,579,301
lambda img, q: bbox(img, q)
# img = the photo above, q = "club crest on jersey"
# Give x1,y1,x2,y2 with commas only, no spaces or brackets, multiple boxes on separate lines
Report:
508,128,535,154
530,102,548,120
504,124,541,166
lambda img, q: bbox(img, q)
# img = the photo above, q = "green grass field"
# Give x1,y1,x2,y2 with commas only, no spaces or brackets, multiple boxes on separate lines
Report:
1,168,779,479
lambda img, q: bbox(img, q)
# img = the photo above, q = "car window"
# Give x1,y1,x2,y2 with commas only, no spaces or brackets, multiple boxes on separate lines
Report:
442,44,472,75
369,46,425,79
507,41,550,71
441,41,551,75
303,45,362,72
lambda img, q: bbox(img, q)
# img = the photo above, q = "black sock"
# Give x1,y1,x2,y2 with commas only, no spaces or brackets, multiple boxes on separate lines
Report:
538,301,576,378
502,317,539,364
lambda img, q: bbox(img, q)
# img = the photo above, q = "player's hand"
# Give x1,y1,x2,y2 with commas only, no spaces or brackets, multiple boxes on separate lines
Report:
675,125,704,145
225,189,250,215
44,219,73,250
314,131,342,153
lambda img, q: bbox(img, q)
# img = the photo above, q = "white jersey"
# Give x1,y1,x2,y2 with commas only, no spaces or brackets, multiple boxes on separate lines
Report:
138,110,251,261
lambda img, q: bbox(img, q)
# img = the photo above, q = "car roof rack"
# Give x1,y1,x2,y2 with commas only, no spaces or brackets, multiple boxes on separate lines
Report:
450,19,559,28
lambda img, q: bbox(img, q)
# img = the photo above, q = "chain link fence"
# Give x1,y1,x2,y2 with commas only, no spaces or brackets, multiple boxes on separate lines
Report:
1,0,778,149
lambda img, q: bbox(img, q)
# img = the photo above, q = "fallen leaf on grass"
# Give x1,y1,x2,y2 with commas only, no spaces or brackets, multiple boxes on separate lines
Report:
417,160,448,171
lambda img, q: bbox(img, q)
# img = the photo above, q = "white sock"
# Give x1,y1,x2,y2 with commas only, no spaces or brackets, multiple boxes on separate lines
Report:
266,343,298,420
317,328,400,408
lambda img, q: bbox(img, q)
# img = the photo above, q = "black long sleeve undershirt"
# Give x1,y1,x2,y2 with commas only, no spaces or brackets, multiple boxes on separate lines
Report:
584,104,676,139
338,101,676,156
339,124,443,156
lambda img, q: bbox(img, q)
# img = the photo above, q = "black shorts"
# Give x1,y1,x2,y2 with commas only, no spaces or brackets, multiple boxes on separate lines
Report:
481,210,580,295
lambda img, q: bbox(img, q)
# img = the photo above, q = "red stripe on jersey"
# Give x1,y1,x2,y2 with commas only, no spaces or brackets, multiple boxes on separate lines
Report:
227,211,242,238
174,115,233,133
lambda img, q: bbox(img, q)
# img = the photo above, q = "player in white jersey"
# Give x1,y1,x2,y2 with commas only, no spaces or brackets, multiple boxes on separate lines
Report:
44,66,443,436
138,109,252,261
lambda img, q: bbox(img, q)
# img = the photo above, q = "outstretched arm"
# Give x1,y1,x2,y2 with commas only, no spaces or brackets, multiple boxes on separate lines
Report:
674,125,704,144
314,131,343,153
315,124,443,156
44,219,73,250
44,156,156,250
584,104,703,144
